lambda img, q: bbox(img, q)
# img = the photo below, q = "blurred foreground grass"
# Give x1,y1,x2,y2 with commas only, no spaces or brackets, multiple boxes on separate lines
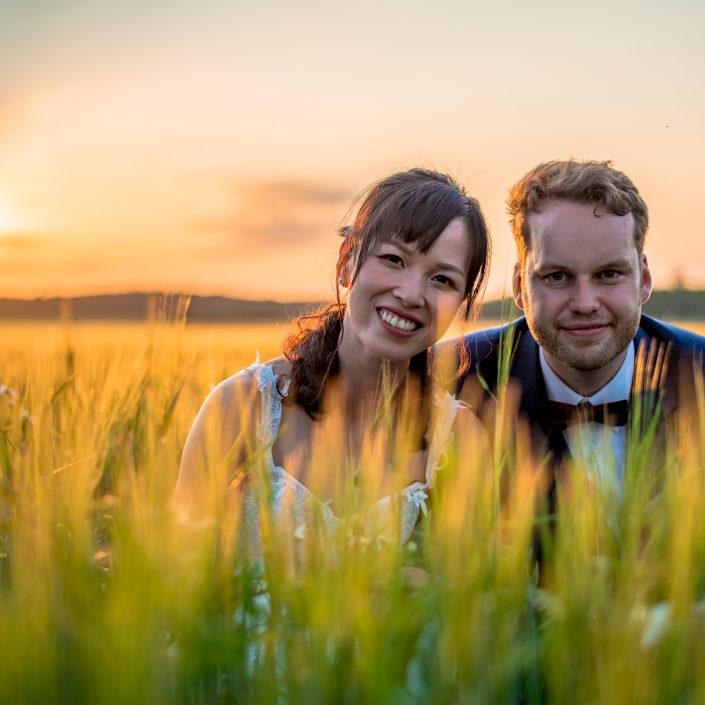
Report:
0,320,704,704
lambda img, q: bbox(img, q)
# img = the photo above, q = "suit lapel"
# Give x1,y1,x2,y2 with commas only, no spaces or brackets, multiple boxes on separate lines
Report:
507,325,570,461
508,324,544,418
632,326,677,428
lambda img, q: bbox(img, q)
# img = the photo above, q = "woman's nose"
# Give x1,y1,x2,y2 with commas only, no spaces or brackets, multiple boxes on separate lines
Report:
393,273,425,307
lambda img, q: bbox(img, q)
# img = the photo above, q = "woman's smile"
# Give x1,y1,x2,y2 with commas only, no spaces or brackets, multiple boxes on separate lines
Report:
376,307,423,335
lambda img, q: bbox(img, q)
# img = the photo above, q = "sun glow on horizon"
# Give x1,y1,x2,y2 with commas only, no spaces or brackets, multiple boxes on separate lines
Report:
0,193,30,234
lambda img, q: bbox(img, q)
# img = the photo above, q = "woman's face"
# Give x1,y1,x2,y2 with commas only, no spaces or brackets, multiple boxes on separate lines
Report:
341,217,470,365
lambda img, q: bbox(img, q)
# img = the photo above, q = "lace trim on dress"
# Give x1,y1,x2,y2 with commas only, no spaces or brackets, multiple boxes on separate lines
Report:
402,483,429,516
247,353,291,448
425,392,470,488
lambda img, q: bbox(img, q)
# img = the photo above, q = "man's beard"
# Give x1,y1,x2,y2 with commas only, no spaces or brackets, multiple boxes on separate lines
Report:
526,310,641,372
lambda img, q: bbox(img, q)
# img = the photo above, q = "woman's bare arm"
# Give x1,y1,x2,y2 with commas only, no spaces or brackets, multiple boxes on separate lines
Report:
173,371,259,519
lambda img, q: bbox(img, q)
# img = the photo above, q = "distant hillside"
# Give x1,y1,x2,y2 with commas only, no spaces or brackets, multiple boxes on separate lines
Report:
0,294,313,322
481,289,705,322
0,289,703,322
642,289,705,321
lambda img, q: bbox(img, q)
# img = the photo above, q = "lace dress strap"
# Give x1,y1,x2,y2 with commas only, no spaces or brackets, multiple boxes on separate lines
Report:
244,357,291,447
424,391,470,488
395,392,469,544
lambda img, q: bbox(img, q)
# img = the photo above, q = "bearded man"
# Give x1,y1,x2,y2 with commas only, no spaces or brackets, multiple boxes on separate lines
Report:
456,160,705,492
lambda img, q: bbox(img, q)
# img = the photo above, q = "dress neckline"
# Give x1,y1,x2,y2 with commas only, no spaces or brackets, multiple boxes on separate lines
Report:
244,360,466,539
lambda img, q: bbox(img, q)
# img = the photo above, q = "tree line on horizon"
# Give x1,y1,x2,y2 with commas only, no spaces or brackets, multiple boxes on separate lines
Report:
0,289,703,322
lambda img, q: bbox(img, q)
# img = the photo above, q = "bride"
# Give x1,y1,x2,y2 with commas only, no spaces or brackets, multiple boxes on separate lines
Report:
175,168,491,549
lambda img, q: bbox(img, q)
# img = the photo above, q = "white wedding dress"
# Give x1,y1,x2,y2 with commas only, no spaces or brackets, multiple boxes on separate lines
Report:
240,361,466,551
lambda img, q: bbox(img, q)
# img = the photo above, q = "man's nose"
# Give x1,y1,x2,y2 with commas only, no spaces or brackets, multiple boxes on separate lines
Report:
570,278,599,313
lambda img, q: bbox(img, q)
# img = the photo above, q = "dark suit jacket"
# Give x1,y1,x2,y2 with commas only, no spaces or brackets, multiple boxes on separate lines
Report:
457,315,705,572
458,314,705,460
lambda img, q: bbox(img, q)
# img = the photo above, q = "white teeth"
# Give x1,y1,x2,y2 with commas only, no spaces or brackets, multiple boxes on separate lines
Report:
378,308,418,332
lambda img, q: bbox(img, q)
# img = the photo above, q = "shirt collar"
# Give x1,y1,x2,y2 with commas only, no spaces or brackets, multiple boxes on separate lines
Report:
539,342,635,405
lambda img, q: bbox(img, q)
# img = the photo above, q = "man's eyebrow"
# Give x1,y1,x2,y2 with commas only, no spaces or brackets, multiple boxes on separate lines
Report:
598,258,635,269
531,261,568,272
534,257,634,271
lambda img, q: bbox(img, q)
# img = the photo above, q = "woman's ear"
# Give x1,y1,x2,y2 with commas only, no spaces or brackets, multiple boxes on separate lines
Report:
337,239,355,288
338,265,351,288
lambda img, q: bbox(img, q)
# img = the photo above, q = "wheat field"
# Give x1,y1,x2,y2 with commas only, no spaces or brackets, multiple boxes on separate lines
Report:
1,319,704,704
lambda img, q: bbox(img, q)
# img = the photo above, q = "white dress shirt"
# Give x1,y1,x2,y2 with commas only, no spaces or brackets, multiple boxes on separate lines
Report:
540,343,635,495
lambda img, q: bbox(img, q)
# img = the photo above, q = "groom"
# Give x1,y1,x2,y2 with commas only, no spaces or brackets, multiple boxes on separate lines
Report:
457,159,705,484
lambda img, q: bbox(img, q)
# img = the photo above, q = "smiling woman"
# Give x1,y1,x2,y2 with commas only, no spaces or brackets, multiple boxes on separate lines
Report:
174,167,491,556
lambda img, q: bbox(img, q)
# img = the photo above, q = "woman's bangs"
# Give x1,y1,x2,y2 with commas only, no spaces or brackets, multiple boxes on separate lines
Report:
370,190,466,253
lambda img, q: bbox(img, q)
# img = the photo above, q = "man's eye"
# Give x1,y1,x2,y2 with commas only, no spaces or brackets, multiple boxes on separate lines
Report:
544,272,565,282
601,270,621,279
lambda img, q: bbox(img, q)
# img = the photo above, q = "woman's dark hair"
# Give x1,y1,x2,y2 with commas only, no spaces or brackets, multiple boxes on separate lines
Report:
283,168,491,418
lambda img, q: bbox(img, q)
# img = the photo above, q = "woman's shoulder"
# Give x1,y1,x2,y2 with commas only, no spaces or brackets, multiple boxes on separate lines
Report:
264,356,292,378
236,356,292,397
179,357,290,472
176,360,285,513
201,369,258,412
246,355,291,375
209,356,292,402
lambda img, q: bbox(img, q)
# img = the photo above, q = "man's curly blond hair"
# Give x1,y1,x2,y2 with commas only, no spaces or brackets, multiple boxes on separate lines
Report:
507,160,649,264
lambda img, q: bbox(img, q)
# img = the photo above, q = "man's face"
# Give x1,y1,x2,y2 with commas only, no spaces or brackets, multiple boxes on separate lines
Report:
513,198,652,394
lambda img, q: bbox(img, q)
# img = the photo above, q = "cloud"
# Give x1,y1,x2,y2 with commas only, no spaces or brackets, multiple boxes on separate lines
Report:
0,232,48,250
190,178,356,257
242,181,353,207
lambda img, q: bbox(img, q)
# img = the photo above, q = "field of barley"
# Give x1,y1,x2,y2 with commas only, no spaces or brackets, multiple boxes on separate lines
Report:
1,318,705,704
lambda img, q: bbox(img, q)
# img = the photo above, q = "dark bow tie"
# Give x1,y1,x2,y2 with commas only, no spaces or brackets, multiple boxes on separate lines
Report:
545,399,629,430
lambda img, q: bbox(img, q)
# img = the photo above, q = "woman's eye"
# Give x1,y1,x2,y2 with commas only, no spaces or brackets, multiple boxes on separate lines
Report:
380,254,403,265
432,274,454,287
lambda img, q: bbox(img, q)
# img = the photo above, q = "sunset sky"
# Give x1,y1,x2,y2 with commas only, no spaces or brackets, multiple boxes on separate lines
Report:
1,0,704,302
